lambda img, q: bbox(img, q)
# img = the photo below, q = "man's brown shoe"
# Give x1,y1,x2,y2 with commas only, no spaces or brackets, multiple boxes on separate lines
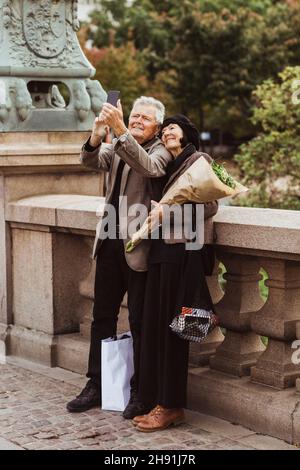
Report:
136,405,185,432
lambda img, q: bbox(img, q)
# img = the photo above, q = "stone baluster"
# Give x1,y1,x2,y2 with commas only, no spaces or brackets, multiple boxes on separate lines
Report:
210,251,265,376
189,261,225,366
251,258,300,389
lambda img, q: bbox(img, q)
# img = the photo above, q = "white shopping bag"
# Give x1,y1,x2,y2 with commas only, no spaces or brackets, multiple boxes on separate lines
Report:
101,332,134,411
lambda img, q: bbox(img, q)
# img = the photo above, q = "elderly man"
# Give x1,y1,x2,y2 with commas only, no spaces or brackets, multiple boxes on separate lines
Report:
66,97,172,419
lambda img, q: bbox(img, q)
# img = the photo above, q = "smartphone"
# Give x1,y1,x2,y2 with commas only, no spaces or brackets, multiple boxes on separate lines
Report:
106,90,120,107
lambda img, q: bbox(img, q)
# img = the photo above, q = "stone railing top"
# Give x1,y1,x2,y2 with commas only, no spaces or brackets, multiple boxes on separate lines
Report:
6,195,300,256
214,206,300,256
214,206,300,229
7,194,105,231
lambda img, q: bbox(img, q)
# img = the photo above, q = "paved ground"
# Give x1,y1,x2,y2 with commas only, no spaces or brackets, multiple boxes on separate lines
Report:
0,357,298,451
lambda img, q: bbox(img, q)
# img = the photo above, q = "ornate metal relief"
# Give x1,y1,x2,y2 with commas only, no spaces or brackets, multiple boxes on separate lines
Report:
2,1,84,69
23,0,67,58
0,0,106,131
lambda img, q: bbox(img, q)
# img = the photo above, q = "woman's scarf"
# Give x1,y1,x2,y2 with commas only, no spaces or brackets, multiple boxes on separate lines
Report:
166,143,196,178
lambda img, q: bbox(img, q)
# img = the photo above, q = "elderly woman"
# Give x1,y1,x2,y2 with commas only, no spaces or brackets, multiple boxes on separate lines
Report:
134,114,218,432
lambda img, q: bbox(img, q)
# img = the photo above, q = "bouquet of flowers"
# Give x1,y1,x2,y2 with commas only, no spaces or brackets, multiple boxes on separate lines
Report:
126,158,248,253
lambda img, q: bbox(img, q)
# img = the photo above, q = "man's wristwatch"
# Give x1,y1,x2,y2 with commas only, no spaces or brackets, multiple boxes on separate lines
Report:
118,129,130,143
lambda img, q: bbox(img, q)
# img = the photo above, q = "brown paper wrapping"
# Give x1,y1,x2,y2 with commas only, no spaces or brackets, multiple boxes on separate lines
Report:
128,158,248,249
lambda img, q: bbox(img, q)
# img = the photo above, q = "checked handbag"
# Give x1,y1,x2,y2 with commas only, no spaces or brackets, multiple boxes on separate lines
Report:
169,306,219,342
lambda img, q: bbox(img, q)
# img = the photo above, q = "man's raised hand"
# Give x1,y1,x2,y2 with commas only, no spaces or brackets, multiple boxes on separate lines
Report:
90,117,108,147
99,101,127,137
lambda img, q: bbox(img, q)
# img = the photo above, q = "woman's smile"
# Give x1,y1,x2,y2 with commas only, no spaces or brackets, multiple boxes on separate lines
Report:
161,123,184,157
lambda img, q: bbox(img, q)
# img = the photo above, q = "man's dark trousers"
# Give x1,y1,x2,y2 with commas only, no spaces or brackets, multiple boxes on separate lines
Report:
87,237,147,401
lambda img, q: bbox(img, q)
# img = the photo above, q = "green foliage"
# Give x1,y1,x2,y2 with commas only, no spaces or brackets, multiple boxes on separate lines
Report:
200,0,275,14
259,268,269,302
85,0,300,139
234,66,300,210
218,262,226,293
169,2,300,132
212,161,236,188
93,44,148,119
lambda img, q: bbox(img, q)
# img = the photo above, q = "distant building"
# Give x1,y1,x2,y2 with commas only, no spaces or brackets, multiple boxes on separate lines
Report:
78,0,100,22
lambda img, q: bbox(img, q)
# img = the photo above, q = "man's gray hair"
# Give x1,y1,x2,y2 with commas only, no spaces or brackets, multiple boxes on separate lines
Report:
131,96,165,124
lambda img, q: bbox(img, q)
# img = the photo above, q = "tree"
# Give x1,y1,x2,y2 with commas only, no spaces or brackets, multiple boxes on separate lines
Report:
200,0,277,14
84,0,300,139
93,44,149,119
166,2,300,134
78,23,175,120
234,66,300,210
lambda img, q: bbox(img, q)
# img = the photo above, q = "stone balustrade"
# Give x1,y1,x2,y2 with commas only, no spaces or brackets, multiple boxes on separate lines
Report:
211,207,300,389
1,194,300,443
189,206,300,444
